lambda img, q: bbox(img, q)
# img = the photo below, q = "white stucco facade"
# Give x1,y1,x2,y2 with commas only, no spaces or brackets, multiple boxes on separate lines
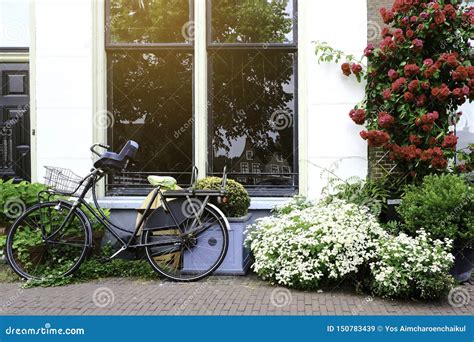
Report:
28,0,368,206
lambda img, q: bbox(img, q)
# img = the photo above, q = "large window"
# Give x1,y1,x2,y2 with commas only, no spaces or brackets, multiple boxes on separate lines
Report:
106,0,194,195
105,0,297,196
207,0,297,196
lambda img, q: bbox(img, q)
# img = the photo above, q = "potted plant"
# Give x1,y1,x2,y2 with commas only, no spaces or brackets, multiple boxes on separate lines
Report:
397,174,474,282
196,177,252,275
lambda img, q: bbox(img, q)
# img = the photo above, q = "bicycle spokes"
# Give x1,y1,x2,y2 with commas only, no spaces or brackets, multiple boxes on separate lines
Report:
7,202,90,280
144,205,228,281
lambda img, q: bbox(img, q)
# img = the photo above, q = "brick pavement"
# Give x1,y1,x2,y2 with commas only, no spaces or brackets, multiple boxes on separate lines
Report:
0,274,472,315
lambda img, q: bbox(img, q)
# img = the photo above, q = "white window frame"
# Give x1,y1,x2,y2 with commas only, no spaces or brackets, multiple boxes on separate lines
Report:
92,0,309,204
252,163,261,174
240,162,249,174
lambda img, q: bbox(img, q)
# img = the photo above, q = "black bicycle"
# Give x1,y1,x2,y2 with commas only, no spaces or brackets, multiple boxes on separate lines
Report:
6,141,230,282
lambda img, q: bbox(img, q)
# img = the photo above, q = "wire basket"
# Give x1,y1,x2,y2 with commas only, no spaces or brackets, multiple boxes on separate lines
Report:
43,166,86,196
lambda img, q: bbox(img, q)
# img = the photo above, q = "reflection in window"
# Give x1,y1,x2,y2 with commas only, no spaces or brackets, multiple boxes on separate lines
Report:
108,0,192,44
107,52,193,194
210,0,294,43
209,50,296,195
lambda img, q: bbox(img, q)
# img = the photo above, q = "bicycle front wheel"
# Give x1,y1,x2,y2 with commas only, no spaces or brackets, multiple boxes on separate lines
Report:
143,203,229,282
6,201,91,280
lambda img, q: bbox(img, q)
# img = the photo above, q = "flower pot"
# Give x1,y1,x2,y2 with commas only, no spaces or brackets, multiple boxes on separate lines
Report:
450,247,474,282
183,213,254,275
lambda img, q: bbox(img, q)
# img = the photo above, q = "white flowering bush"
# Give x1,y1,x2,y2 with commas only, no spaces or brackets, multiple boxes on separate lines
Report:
246,199,385,289
271,195,314,216
370,230,455,299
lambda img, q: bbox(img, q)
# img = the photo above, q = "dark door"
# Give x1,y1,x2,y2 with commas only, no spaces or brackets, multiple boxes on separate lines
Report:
0,63,30,181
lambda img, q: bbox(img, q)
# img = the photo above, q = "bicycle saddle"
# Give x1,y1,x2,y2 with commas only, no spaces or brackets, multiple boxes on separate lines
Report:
94,140,139,171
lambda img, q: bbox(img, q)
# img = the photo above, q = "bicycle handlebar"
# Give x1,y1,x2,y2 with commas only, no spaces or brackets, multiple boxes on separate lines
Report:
90,143,110,157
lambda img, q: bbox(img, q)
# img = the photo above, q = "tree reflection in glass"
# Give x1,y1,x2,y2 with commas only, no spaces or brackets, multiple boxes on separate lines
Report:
210,0,294,43
109,0,192,44
108,51,193,192
209,51,296,192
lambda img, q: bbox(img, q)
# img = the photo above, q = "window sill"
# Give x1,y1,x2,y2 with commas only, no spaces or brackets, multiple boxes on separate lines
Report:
97,196,290,210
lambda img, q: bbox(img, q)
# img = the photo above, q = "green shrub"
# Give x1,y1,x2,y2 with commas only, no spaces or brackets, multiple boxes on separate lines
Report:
0,179,48,225
24,245,156,288
397,174,473,247
322,177,390,217
271,196,314,216
196,177,250,217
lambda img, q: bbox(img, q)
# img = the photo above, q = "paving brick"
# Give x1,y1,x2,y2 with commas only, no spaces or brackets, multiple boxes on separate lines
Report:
0,275,472,315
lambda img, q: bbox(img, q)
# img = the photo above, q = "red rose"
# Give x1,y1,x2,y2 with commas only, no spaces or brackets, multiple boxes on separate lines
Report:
422,124,433,132
351,63,363,75
453,66,468,81
360,130,390,147
391,77,407,92
388,69,399,80
404,64,420,77
409,134,422,145
446,55,459,68
341,63,351,76
381,27,391,37
380,36,396,52
406,29,414,38
349,109,366,125
393,28,405,43
383,88,392,100
412,39,424,52
434,10,446,25
467,66,474,78
431,84,450,101
428,111,439,121
417,23,424,31
423,58,434,67
404,92,415,102
364,44,375,57
452,88,464,98
415,94,427,107
431,157,447,169
408,80,419,93
441,133,458,149
380,8,395,24
421,81,430,90
378,112,395,128
424,66,437,79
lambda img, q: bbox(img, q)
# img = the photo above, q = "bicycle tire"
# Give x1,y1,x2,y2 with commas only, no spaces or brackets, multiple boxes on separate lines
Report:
6,201,92,280
142,203,229,282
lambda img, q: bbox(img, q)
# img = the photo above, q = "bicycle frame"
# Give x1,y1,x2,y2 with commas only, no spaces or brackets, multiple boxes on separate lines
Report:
44,168,223,258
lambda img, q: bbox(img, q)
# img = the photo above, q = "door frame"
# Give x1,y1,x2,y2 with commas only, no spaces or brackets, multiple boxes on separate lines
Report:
0,1,36,182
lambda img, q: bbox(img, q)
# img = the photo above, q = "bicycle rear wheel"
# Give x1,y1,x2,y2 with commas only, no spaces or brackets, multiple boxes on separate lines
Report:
6,201,91,280
143,203,229,282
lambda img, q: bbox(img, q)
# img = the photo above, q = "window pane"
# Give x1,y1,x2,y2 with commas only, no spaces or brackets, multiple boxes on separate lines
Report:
108,0,192,44
210,0,294,44
208,50,296,195
0,0,29,48
107,51,193,194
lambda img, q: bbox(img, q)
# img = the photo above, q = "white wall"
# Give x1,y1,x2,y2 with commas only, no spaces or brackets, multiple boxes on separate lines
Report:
33,0,94,180
305,0,368,198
